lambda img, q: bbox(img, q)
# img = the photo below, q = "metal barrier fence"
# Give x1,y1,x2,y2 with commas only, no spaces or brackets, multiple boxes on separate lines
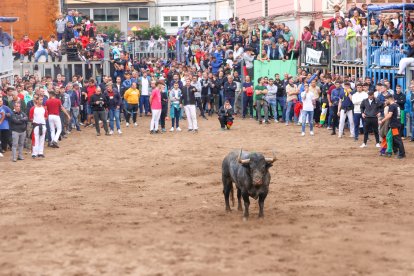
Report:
368,40,406,68
331,63,366,79
299,40,330,67
331,36,366,64
19,61,104,81
131,40,168,60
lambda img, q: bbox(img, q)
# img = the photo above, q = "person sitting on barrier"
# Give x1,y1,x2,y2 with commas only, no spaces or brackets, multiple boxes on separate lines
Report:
396,37,414,78
19,35,34,62
48,35,62,62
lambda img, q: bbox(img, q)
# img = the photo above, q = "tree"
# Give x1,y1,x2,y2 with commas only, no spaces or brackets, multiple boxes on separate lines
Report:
97,25,123,41
133,25,167,40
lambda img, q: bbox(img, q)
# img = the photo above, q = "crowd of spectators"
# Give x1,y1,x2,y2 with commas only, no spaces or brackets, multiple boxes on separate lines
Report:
0,2,413,161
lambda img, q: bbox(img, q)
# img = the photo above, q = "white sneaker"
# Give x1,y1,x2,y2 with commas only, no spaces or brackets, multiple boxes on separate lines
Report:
0,152,3,158
301,132,305,136
117,129,122,134
360,143,367,148
176,127,182,132
170,127,174,132
375,143,380,148
338,134,343,138
109,130,114,135
310,131,314,136
274,119,279,123
327,127,332,130
134,123,138,127
126,122,130,127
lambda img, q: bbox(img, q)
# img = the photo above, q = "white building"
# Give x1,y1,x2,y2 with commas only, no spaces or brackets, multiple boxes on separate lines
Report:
156,0,216,35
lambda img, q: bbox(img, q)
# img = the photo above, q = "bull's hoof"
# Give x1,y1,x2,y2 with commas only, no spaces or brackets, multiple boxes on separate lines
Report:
258,214,264,219
225,208,232,212
238,207,243,212
242,216,249,222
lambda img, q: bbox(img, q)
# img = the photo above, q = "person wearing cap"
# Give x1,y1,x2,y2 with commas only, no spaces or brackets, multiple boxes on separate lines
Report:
360,91,381,148
379,95,406,159
351,83,368,142
337,82,355,138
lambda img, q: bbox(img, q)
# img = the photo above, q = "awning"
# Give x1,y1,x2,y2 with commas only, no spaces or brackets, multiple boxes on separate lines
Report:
368,4,414,12
0,17,18,23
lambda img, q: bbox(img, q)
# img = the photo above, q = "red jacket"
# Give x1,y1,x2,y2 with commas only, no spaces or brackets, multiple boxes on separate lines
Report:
20,39,34,54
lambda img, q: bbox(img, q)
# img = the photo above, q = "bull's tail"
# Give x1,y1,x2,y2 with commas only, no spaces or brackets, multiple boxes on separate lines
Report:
230,183,235,207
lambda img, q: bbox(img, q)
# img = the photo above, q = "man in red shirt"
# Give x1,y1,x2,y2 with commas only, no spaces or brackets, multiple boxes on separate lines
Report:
85,79,97,127
45,91,70,148
19,35,34,62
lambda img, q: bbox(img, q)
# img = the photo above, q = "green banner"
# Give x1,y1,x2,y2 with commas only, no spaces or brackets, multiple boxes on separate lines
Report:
253,60,297,85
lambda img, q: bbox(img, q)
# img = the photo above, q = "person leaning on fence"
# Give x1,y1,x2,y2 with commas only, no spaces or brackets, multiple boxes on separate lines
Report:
396,38,414,78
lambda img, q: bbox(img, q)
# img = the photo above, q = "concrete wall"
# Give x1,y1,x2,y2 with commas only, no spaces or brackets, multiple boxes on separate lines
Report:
0,0,59,40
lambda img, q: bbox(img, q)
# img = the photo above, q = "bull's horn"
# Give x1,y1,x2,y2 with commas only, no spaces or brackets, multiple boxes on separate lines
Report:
265,151,277,163
238,148,250,164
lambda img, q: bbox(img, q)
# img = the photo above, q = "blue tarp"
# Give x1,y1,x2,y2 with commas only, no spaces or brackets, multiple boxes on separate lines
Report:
0,17,18,23
368,4,414,12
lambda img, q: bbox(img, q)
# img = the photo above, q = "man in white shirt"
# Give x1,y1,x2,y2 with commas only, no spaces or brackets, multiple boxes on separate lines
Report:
48,35,62,62
139,71,151,116
300,84,315,136
351,83,368,141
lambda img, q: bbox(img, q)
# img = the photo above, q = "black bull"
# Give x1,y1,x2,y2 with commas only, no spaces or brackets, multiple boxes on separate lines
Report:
222,149,276,219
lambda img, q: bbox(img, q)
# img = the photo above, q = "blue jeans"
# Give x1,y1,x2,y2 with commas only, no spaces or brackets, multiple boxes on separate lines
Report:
353,113,363,140
242,94,253,117
276,96,286,121
301,110,314,132
268,98,277,119
285,101,297,124
139,95,150,115
327,105,334,127
34,49,48,62
109,108,121,131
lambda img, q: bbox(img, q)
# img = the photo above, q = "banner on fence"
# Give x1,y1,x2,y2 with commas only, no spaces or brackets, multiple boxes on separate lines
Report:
305,47,322,65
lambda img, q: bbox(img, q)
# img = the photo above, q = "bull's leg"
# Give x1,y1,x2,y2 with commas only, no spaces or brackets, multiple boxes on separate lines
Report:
242,193,250,219
223,177,232,212
237,188,243,211
258,193,267,218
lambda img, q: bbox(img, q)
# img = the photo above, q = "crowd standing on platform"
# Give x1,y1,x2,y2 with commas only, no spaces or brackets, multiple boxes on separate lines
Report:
1,2,413,161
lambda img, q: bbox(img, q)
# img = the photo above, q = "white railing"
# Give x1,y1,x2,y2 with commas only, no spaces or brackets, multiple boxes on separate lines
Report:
132,40,169,60
0,46,13,76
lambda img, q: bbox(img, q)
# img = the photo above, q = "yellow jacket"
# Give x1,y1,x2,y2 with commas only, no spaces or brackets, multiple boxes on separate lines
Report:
124,88,140,104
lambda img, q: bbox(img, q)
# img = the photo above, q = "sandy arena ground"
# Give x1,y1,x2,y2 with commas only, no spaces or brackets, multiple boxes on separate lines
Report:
1,116,413,275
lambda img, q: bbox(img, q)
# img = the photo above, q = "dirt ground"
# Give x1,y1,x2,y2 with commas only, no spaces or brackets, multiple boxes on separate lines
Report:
1,116,413,276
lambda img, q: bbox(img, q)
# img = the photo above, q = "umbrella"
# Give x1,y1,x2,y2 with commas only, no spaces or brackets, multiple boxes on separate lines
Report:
131,26,142,32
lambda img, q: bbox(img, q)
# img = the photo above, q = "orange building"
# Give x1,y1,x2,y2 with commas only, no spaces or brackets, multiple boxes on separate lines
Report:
0,0,59,41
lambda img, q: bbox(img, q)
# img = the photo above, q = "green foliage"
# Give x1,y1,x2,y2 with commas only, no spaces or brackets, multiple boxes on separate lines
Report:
97,25,123,41
133,25,167,40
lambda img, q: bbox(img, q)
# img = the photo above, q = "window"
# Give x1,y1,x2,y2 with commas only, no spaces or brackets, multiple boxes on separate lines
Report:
128,7,149,22
163,16,179,28
92,8,119,22
180,16,190,26
76,8,90,18
192,17,207,21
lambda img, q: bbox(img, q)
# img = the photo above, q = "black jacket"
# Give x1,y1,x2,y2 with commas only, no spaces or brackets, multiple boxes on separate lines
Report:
181,85,197,106
218,106,234,118
361,98,382,118
274,79,285,97
394,92,406,110
224,81,237,98
90,93,108,111
34,40,48,53
9,111,28,133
